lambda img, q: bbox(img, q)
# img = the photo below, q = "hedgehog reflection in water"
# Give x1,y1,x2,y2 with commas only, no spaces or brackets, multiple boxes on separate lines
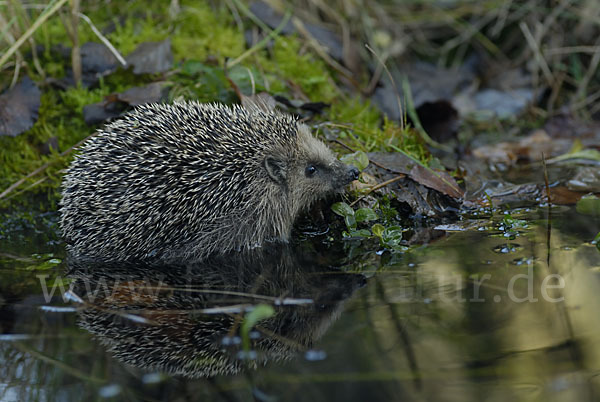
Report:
60,101,359,261
68,247,366,378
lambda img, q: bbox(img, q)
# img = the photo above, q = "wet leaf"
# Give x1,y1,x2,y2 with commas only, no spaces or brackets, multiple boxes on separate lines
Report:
340,151,369,171
331,202,354,218
368,151,463,200
126,39,173,74
547,186,587,205
355,208,378,223
0,77,41,137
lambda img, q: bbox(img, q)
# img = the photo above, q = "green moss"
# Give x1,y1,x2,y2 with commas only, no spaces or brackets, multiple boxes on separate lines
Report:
104,13,169,55
266,36,339,102
171,2,245,62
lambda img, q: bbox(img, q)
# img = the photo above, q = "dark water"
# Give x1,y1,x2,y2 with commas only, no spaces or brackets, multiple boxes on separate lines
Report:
1,206,600,402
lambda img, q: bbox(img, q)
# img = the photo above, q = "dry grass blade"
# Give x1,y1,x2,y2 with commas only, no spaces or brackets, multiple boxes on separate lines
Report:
0,0,70,70
226,9,292,69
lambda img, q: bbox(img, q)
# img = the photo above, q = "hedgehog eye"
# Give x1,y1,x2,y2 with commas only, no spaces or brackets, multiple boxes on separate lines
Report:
305,164,317,177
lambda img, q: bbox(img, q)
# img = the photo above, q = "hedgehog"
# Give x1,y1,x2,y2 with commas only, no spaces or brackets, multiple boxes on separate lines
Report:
60,101,358,261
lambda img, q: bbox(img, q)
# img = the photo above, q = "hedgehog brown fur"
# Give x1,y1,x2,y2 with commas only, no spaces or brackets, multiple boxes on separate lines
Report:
60,101,358,261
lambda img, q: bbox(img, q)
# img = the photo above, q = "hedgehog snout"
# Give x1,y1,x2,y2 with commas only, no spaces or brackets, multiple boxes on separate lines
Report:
332,164,359,189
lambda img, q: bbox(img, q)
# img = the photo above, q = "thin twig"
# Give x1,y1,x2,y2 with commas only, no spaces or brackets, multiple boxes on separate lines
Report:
349,175,405,207
225,9,292,69
519,21,553,84
69,0,82,84
78,12,127,66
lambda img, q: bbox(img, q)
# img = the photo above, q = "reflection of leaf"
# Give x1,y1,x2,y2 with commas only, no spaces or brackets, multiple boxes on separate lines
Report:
576,195,600,216
593,232,600,252
340,151,369,171
355,208,378,223
549,149,600,164
241,304,275,351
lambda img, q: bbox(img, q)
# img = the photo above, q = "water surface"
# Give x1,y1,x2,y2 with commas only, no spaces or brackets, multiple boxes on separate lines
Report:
1,206,599,401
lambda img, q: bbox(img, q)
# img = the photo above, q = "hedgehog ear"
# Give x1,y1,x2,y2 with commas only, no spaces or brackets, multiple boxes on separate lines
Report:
264,156,287,185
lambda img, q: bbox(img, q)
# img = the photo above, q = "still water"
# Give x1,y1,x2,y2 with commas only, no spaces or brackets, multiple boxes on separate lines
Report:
1,206,599,402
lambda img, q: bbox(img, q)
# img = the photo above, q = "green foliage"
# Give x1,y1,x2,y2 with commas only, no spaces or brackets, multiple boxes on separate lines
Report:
331,200,406,252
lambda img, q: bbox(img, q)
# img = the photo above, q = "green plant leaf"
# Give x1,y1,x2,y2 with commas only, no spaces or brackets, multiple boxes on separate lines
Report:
340,151,369,171
382,226,403,247
371,223,385,238
345,214,357,230
347,229,371,238
355,207,378,223
331,202,354,217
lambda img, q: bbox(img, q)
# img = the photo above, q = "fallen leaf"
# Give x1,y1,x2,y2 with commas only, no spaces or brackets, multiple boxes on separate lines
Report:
0,77,41,137
368,152,463,199
118,82,166,106
126,39,173,74
472,130,570,165
83,82,167,125
409,164,464,199
249,1,345,61
81,42,120,77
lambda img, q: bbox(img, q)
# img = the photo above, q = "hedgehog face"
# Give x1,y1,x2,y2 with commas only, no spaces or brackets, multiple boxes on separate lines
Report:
263,125,358,212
